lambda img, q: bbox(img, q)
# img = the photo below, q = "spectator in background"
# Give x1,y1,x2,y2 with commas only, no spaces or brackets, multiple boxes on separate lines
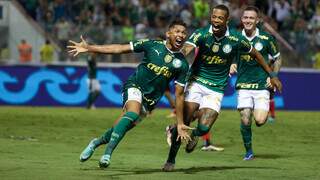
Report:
180,5,193,27
53,0,68,22
55,18,71,60
18,39,32,63
293,18,309,66
272,0,291,30
122,18,134,43
193,0,210,26
40,39,54,64
312,46,320,69
135,20,148,39
0,44,10,64
121,18,135,62
43,10,55,33
301,0,316,21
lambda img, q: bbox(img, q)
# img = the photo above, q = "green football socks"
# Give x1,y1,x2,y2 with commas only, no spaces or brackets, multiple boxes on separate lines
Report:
87,91,99,108
92,127,114,148
167,127,181,164
192,123,210,137
240,123,252,152
104,112,139,157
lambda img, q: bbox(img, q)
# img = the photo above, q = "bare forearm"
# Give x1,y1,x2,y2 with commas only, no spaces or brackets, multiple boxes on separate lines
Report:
175,87,185,125
272,57,282,73
87,44,132,54
251,48,272,74
175,95,184,125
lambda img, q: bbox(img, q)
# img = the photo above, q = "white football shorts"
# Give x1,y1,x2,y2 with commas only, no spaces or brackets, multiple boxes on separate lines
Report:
123,87,147,118
185,82,223,113
237,89,270,111
87,79,101,92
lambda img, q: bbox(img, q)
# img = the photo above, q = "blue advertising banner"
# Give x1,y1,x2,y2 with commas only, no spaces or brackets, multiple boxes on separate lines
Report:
0,65,319,110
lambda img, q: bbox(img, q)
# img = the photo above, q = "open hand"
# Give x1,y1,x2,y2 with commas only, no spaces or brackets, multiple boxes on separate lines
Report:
270,77,282,93
177,124,194,143
67,35,89,57
266,77,272,88
229,63,237,77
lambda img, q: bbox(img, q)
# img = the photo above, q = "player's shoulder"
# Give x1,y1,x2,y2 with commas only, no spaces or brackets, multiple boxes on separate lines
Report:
257,29,274,41
193,25,211,35
134,39,165,47
149,39,167,47
227,28,242,42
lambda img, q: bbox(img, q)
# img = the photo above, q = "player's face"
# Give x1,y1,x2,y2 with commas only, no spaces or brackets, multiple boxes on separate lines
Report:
210,8,228,35
241,10,258,31
166,25,187,51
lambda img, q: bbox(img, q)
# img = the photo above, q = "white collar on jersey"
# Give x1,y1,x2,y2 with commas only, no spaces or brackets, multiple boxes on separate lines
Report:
209,25,230,41
164,40,182,53
242,28,260,41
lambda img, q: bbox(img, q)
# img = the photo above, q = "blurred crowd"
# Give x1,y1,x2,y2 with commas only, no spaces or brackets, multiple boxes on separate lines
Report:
14,0,320,68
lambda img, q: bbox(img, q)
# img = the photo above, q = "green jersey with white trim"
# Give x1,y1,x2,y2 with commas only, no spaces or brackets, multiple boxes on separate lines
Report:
236,28,280,90
124,39,189,110
187,25,252,93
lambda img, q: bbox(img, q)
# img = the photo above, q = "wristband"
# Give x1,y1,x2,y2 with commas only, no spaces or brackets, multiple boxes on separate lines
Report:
269,72,278,78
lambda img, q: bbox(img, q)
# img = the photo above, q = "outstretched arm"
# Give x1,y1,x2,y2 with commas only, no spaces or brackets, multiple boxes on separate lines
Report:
67,35,132,56
250,48,282,92
174,84,193,142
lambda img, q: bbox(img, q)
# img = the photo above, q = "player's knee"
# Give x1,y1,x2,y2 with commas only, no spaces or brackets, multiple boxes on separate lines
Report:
254,116,267,127
255,120,266,127
239,109,251,123
196,123,210,136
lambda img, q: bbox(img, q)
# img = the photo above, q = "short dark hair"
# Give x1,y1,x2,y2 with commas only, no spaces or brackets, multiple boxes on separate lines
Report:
213,4,229,18
168,19,187,29
243,6,260,16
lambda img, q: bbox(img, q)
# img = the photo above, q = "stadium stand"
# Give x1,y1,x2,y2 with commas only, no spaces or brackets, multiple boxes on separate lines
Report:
2,0,320,68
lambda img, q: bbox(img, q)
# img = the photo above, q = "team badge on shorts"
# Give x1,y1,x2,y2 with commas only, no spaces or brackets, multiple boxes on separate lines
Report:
254,42,263,51
172,58,182,68
212,44,219,53
223,44,232,54
164,54,173,63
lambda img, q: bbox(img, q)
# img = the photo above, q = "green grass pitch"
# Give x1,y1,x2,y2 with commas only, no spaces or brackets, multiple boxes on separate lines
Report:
0,107,319,180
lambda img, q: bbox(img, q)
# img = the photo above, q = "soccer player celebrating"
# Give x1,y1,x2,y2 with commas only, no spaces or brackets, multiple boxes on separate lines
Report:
230,6,282,160
162,4,282,171
68,19,192,168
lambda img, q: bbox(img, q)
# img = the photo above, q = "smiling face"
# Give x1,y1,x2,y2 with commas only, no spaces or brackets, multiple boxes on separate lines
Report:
210,8,228,37
166,24,187,51
241,10,259,32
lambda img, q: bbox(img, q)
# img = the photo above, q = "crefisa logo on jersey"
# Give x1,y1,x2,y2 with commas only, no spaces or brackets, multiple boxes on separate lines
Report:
172,59,182,68
164,54,173,63
223,44,232,54
254,42,263,51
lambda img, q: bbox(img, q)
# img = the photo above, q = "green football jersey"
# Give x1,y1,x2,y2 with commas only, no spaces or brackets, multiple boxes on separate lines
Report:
236,28,280,90
124,39,189,111
187,25,252,93
87,54,97,79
